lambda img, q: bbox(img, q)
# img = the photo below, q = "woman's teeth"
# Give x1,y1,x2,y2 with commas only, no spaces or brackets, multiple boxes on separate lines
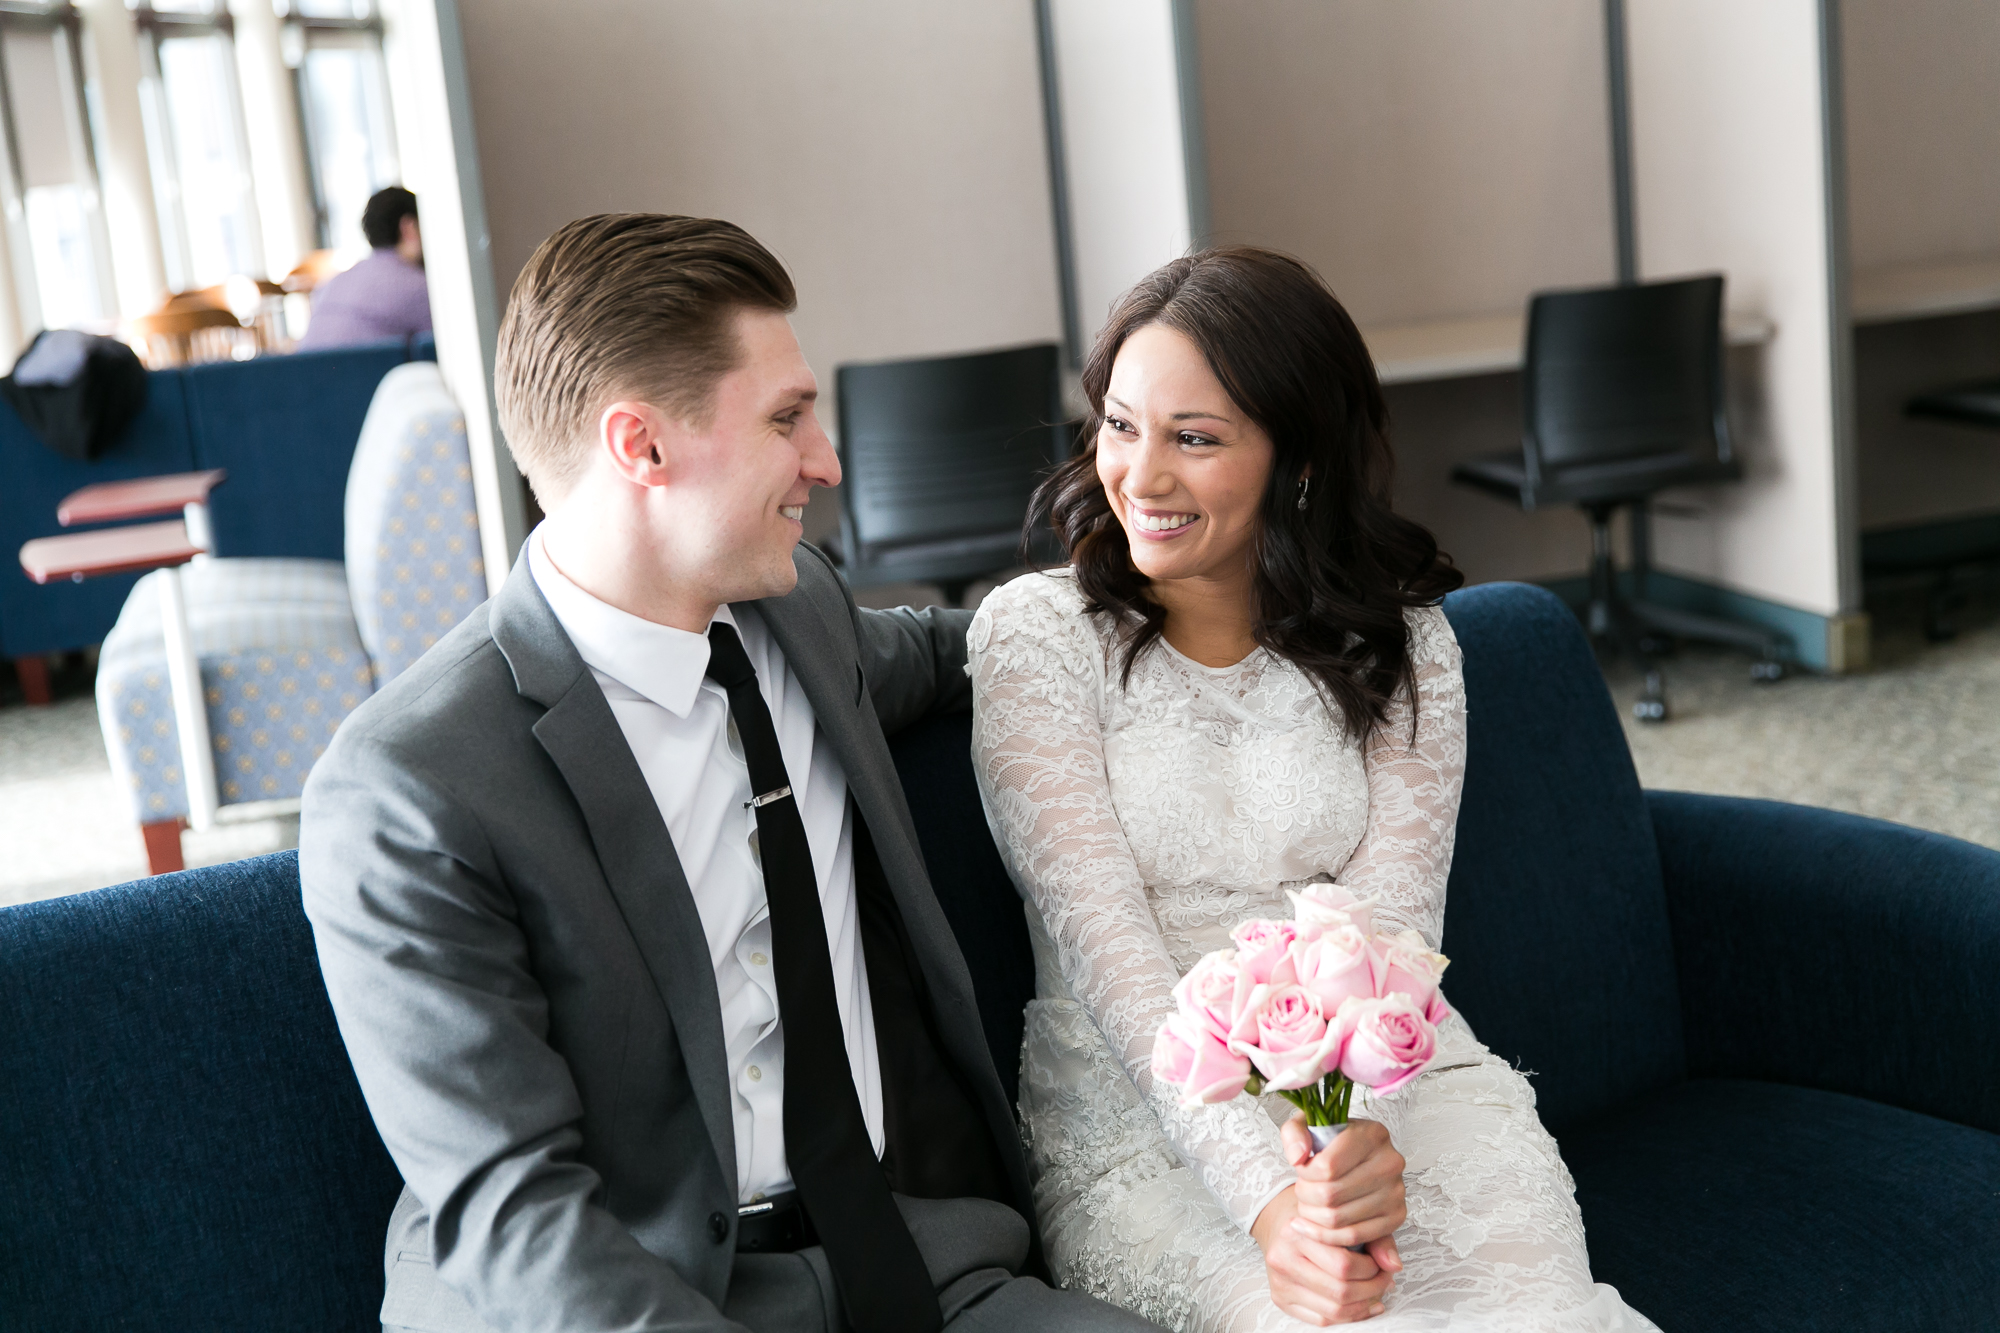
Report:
1134,512,1196,532
779,505,804,521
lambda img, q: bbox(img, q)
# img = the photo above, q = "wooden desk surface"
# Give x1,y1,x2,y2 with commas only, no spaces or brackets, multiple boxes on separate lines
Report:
1364,309,1776,386
1851,256,2000,326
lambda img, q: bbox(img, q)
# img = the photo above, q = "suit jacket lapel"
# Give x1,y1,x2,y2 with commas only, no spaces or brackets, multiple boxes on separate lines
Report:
751,587,922,862
491,558,739,1194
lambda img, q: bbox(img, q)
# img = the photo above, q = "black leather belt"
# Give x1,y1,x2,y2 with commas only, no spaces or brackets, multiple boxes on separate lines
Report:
735,1190,818,1254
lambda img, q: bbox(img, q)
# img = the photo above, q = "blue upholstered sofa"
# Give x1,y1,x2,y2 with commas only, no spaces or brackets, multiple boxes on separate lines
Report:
2,582,1995,1331
0,338,435,667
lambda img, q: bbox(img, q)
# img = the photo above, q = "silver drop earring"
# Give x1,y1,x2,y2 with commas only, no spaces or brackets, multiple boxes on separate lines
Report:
1296,475,1311,511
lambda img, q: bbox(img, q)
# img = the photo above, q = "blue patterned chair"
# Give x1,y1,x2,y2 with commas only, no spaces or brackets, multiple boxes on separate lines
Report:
95,362,484,873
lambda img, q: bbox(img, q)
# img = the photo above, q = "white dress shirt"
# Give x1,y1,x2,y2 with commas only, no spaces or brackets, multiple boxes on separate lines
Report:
528,528,883,1202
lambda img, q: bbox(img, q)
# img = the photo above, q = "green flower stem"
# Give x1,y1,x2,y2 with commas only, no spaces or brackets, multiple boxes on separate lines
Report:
1275,1073,1354,1128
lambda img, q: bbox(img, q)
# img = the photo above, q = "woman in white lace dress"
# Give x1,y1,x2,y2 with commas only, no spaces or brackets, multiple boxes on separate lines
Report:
968,249,1656,1332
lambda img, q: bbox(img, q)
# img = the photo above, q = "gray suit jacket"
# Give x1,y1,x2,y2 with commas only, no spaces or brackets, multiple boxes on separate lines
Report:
300,544,1029,1332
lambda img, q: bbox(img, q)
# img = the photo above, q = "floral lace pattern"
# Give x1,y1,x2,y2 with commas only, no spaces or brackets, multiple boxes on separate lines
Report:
970,571,1657,1333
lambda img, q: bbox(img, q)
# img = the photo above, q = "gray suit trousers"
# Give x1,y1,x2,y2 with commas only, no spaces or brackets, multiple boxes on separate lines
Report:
383,1190,1156,1333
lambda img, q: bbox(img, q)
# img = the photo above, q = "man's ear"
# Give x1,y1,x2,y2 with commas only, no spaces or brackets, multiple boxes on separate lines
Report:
599,400,676,488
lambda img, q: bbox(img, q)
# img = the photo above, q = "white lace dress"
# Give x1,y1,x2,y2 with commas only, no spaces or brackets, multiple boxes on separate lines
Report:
968,571,1656,1333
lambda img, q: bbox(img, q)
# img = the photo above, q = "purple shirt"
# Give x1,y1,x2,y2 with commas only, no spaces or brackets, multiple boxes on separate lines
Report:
295,248,432,351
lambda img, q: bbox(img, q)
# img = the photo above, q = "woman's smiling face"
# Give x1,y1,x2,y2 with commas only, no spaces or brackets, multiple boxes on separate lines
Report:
1095,322,1277,589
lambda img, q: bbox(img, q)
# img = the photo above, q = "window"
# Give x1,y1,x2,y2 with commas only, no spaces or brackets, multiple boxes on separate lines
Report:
279,0,397,254
0,4,116,335
132,1,262,290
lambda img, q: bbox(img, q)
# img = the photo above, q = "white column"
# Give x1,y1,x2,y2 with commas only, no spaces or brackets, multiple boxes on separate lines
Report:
382,0,523,593
229,0,317,279
1627,0,1852,635
74,0,168,315
1043,0,1200,351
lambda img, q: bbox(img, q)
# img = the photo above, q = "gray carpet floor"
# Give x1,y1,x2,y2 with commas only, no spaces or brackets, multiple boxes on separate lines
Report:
2,579,1993,910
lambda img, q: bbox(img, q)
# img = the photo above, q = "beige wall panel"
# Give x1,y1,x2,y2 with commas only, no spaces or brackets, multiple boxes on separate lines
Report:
1627,0,1843,618
1194,0,1616,328
1841,0,2000,272
454,0,1065,545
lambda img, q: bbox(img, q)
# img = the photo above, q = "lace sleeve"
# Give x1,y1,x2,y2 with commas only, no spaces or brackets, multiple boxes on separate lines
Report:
1335,605,1467,950
968,577,1293,1234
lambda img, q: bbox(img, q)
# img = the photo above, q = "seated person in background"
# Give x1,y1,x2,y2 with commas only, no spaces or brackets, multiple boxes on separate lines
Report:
295,186,432,351
300,213,1157,1333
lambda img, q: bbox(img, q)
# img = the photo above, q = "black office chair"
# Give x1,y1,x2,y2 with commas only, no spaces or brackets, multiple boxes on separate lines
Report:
831,342,1067,606
1869,376,2000,640
1452,275,1788,723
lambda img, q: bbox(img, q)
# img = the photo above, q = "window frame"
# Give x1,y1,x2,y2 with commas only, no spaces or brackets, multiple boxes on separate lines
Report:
282,4,395,252
131,0,264,291
0,0,118,335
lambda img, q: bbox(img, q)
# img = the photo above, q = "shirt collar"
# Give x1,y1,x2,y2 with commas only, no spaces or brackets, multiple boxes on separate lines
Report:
527,525,726,718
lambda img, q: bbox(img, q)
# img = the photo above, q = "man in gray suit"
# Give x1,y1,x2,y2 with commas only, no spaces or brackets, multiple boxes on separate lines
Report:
301,215,1155,1333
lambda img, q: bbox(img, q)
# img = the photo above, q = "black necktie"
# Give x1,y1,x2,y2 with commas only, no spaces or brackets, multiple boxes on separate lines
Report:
704,621,941,1333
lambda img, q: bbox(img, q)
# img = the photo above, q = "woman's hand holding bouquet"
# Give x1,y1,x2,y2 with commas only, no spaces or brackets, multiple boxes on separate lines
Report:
1150,884,1452,1324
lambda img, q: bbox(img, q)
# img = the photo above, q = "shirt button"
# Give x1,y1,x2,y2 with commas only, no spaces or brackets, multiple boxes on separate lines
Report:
708,1211,729,1244
747,1065,763,1082
751,952,768,967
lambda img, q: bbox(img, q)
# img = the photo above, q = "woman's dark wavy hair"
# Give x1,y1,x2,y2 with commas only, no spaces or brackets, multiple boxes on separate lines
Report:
1028,245,1462,739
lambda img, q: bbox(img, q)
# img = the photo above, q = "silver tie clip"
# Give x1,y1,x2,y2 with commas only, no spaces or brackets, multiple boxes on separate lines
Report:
737,1199,776,1217
745,786,792,810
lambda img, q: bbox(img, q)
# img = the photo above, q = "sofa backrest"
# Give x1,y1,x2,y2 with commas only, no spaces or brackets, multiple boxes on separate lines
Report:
0,852,400,1332
184,343,414,562
886,709,1037,1107
1439,583,1686,1130
0,372,198,658
344,362,486,683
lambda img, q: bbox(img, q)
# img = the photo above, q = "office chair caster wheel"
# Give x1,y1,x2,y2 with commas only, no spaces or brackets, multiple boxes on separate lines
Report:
1633,696,1668,723
1749,659,1785,683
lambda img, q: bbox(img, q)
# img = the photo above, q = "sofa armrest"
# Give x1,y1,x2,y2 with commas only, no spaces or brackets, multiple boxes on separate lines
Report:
1648,790,2000,1134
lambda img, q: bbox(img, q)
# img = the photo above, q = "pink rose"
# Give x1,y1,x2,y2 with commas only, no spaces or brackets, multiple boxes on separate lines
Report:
1378,930,1452,1017
1335,994,1439,1097
1234,985,1345,1091
1153,1012,1254,1105
1287,882,1379,938
1173,950,1257,1045
1230,919,1299,987
1293,925,1379,1015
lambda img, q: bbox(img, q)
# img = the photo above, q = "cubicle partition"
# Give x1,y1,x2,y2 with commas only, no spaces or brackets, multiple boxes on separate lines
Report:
1838,0,2000,575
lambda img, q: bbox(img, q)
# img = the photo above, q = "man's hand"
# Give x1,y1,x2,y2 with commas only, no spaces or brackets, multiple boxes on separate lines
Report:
1248,1115,1407,1325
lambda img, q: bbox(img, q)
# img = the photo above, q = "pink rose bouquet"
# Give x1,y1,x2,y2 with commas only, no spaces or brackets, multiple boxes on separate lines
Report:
1148,883,1452,1138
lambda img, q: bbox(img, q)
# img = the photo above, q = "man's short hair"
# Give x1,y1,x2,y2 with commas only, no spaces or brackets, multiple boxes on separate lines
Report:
494,214,797,505
361,187,418,250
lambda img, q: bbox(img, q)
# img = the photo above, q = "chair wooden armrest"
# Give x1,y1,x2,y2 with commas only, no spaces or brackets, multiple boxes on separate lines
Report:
19,522,202,585
57,470,229,527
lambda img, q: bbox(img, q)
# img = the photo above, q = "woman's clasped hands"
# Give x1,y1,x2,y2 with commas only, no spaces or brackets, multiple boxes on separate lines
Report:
1250,1114,1408,1326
